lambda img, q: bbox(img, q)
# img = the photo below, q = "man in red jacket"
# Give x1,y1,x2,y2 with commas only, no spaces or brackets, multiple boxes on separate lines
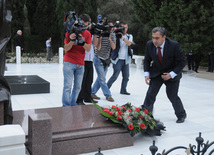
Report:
62,14,91,107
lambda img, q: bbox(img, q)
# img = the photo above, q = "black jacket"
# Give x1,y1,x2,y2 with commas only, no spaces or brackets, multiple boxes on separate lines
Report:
15,34,23,48
144,38,186,81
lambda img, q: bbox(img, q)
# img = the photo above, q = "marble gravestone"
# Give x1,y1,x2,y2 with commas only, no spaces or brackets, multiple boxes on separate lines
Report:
13,105,134,155
4,75,50,95
28,113,52,155
0,125,25,155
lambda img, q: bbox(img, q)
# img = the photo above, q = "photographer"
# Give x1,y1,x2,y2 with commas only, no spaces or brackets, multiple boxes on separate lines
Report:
107,21,133,95
76,14,98,105
62,13,91,107
91,20,116,102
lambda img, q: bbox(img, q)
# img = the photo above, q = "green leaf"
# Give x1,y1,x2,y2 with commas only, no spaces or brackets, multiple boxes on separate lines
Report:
93,103,121,124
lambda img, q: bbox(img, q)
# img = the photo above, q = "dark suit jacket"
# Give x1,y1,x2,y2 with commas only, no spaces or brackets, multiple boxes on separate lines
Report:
15,34,23,48
144,38,186,81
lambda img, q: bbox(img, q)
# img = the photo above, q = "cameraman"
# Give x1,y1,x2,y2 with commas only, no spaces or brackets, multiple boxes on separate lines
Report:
76,14,98,105
107,21,133,95
62,14,91,107
91,20,116,102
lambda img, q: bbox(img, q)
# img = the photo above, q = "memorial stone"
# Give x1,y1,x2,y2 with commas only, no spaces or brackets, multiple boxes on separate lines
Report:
28,113,52,155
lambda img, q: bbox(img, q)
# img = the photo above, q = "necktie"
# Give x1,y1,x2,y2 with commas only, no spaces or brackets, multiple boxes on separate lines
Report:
158,47,162,64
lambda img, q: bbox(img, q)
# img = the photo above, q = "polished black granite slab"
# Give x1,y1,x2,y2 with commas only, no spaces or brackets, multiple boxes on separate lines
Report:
13,105,134,154
4,75,50,95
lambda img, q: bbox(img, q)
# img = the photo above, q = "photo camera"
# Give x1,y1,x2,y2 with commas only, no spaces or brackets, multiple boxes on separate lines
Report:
90,17,114,37
114,21,125,38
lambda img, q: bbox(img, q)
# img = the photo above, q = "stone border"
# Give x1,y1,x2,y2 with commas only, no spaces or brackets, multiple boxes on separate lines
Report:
6,56,59,63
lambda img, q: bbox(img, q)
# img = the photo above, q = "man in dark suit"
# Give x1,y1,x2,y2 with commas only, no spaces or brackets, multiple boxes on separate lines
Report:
15,30,24,53
143,27,187,123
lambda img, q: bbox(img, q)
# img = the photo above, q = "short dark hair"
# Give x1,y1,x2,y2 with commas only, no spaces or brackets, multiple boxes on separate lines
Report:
79,14,90,22
120,21,128,26
152,27,167,37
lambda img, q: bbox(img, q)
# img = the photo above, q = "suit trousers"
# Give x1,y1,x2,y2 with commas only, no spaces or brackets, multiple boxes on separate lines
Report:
46,47,52,60
77,61,94,102
143,75,186,119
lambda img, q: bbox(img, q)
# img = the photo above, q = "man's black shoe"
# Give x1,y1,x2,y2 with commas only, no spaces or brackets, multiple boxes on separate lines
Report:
120,92,130,95
84,99,98,103
176,114,187,123
77,101,85,105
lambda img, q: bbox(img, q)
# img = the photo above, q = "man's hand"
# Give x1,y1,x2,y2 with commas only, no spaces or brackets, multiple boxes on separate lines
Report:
145,76,150,85
109,33,116,50
69,33,76,41
77,33,85,46
161,73,171,81
108,34,112,41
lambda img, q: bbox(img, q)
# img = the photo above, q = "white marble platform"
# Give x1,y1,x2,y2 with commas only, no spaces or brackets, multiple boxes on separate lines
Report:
0,125,25,155
4,63,214,155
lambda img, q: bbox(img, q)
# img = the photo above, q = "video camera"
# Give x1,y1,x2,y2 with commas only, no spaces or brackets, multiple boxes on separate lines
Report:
63,11,86,46
113,21,125,38
90,17,114,37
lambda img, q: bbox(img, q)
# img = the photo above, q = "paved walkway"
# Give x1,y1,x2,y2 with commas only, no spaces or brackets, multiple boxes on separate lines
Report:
183,66,214,81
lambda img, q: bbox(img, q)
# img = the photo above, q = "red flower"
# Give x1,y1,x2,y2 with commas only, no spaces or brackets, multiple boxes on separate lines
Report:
144,109,148,114
103,108,109,112
116,107,121,111
111,105,116,109
122,106,125,109
107,111,113,115
127,109,132,112
138,115,143,120
127,116,131,120
117,111,123,115
117,116,122,120
135,108,140,112
140,123,145,129
128,124,134,130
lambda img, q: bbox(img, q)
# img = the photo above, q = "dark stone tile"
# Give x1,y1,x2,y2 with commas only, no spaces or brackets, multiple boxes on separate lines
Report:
4,75,50,95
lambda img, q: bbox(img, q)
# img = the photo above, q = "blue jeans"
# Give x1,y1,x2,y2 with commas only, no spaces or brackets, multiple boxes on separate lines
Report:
91,56,111,97
62,62,84,106
107,60,129,93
